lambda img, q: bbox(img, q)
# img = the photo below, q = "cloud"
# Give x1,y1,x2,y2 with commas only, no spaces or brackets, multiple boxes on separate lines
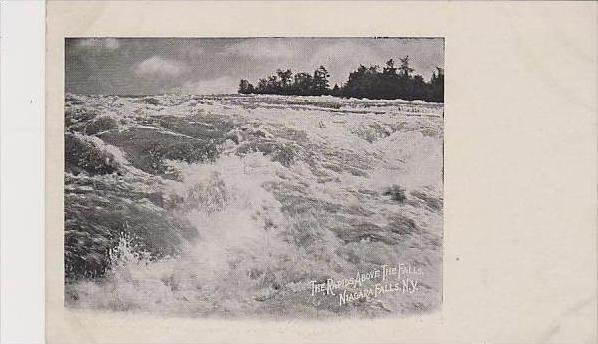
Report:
225,39,297,59
306,39,443,84
186,47,206,58
134,56,185,79
223,38,443,86
306,41,384,84
67,38,443,95
77,38,120,50
178,76,238,95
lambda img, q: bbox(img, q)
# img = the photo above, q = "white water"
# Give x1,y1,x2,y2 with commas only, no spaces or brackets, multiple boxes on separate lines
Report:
65,94,443,318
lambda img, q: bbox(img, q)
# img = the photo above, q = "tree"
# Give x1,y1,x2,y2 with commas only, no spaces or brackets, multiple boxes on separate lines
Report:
236,60,443,102
429,67,444,102
292,72,314,95
410,75,427,100
256,78,268,94
398,56,414,78
383,59,397,76
276,69,293,93
342,64,382,99
238,79,254,94
266,75,282,93
312,66,330,94
331,84,340,96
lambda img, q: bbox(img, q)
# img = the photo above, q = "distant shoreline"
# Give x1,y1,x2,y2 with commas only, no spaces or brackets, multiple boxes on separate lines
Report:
65,93,445,105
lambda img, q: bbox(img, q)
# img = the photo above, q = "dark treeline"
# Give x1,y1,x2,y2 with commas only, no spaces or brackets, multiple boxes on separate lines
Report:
238,56,444,102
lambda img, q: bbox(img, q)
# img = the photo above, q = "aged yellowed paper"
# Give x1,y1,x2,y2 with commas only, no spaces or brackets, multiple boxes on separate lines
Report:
47,1,597,343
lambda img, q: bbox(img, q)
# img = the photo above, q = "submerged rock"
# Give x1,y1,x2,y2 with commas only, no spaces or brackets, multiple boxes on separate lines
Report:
84,116,119,135
65,133,119,175
382,185,407,203
225,125,274,144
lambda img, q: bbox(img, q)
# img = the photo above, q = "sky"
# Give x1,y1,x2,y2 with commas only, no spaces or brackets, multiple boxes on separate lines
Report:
65,38,444,95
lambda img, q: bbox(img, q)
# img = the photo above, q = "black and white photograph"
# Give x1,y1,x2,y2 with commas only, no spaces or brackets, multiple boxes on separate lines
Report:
1,2,597,343
63,37,444,319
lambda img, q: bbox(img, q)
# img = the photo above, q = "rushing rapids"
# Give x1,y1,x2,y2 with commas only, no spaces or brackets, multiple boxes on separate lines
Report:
64,93,443,319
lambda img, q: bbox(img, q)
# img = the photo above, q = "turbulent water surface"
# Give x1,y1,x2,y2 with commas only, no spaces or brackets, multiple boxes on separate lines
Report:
64,93,443,319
